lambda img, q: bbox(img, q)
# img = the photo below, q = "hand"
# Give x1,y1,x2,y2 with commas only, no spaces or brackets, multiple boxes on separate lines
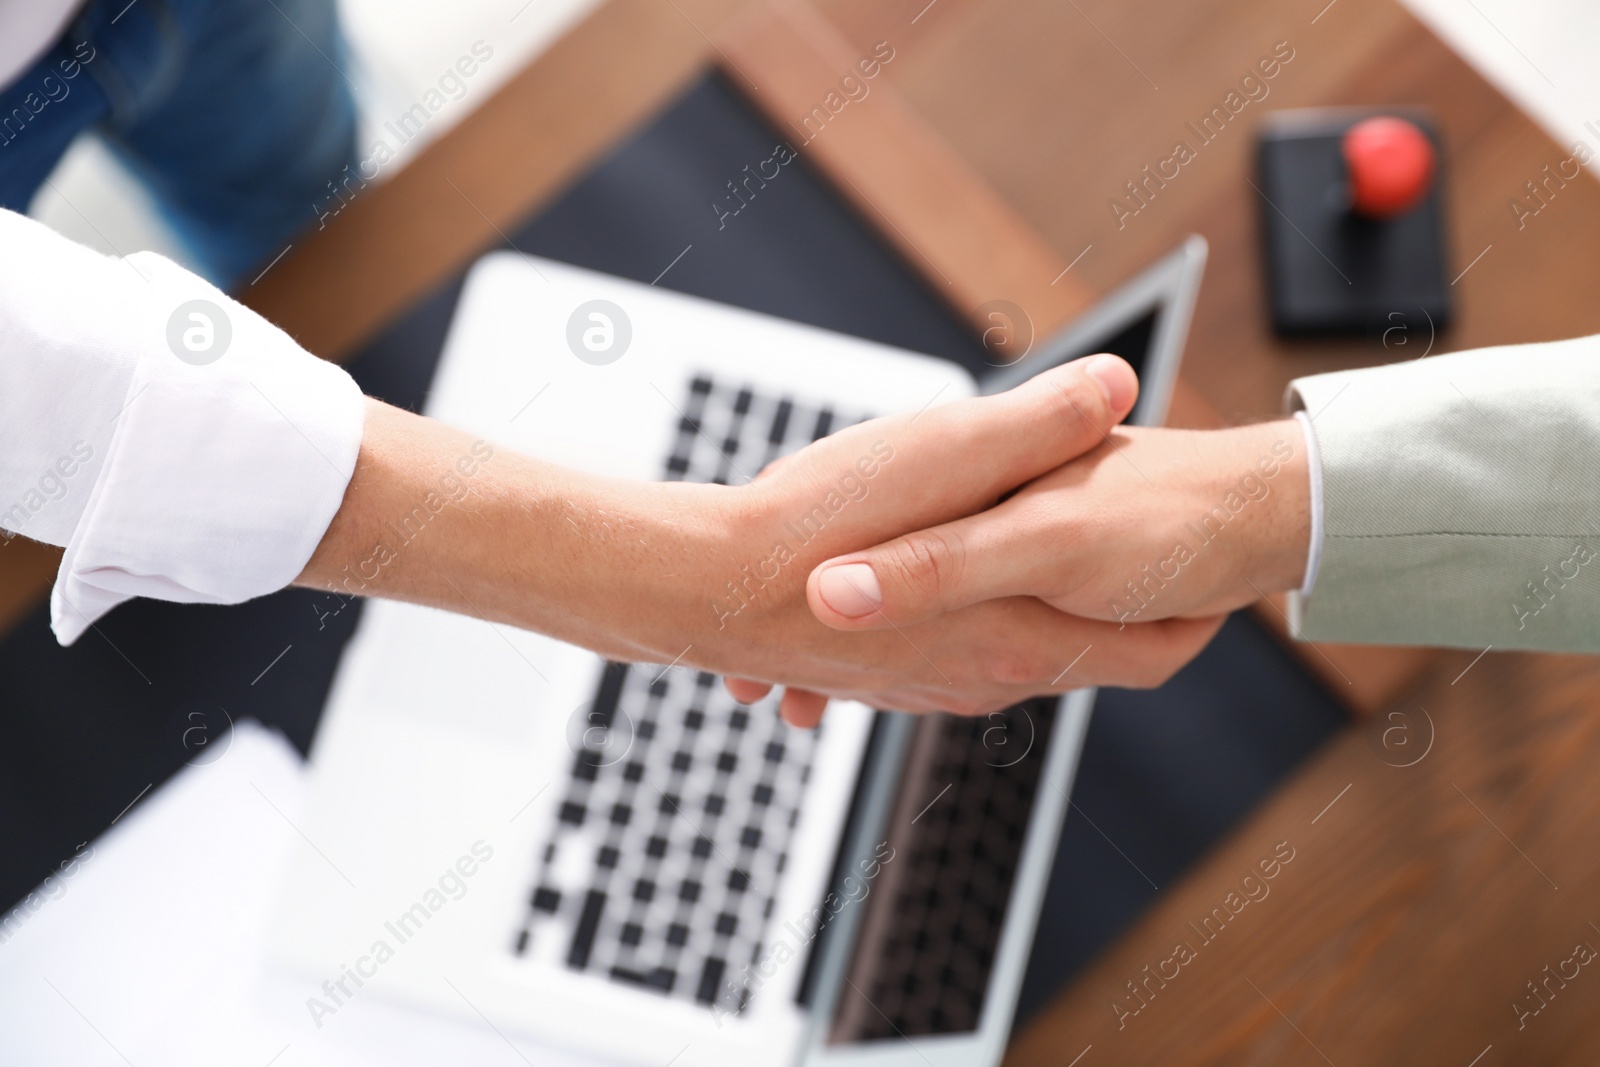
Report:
802,419,1312,635
705,356,1226,725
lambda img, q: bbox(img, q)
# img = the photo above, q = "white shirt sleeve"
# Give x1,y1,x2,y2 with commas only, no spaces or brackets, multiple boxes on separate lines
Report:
0,209,363,645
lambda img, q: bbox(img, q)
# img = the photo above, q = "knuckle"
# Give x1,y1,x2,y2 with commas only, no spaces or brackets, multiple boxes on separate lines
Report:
984,646,1045,690
886,530,964,604
1041,363,1112,435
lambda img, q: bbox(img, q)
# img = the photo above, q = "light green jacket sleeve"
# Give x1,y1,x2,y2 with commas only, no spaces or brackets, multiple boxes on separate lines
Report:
1285,334,1600,652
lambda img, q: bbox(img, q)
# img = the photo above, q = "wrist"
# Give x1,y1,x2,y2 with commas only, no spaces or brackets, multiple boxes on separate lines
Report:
516,472,751,663
1211,419,1310,597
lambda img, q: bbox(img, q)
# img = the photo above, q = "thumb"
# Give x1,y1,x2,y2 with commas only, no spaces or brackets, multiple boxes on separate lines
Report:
806,503,1044,629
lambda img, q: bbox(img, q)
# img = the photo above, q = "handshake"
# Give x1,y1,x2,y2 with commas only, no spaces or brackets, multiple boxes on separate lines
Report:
304,355,1313,728
708,355,1313,726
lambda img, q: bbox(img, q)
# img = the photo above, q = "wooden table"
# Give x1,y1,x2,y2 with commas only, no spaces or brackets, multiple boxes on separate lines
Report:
1009,650,1600,1065
14,0,1600,1060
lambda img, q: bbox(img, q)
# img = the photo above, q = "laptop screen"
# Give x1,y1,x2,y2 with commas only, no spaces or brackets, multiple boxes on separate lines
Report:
1079,310,1159,383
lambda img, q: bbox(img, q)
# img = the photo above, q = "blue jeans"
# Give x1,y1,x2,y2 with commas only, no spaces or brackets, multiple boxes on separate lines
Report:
0,0,358,289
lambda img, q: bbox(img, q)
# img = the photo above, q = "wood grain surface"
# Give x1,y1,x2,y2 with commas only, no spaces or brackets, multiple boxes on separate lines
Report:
1006,646,1600,1066
717,0,1098,333
812,0,1600,421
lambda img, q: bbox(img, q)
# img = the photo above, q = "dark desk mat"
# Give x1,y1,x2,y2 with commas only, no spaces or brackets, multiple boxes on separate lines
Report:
0,73,1343,1031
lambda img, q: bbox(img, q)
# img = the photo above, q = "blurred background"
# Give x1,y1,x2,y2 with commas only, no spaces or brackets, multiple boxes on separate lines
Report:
31,0,1600,268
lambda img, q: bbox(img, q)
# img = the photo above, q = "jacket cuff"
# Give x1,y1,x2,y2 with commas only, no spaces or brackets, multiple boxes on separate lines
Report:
1282,341,1600,651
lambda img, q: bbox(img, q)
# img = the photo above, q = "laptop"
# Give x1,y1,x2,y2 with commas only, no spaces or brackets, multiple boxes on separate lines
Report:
271,235,1207,1067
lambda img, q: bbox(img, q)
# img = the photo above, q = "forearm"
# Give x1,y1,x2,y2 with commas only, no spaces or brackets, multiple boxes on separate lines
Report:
295,399,735,664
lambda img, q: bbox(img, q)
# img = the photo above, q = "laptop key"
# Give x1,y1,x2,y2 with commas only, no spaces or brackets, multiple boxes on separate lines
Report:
695,956,727,1005
611,965,677,993
567,890,607,969
768,398,792,444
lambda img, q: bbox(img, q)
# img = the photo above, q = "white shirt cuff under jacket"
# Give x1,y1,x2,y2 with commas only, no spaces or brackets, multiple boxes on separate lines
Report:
1285,408,1325,639
1293,409,1325,597
0,209,363,645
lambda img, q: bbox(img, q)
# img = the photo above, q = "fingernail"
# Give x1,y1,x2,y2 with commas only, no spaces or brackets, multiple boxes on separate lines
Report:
818,563,883,618
1083,354,1137,413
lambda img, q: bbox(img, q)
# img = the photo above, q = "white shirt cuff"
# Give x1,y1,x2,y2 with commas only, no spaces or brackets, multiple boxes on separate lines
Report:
49,253,363,644
1293,409,1324,597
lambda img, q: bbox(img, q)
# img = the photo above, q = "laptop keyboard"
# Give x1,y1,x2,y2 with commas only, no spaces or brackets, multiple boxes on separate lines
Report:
828,700,1057,1040
512,373,866,1015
